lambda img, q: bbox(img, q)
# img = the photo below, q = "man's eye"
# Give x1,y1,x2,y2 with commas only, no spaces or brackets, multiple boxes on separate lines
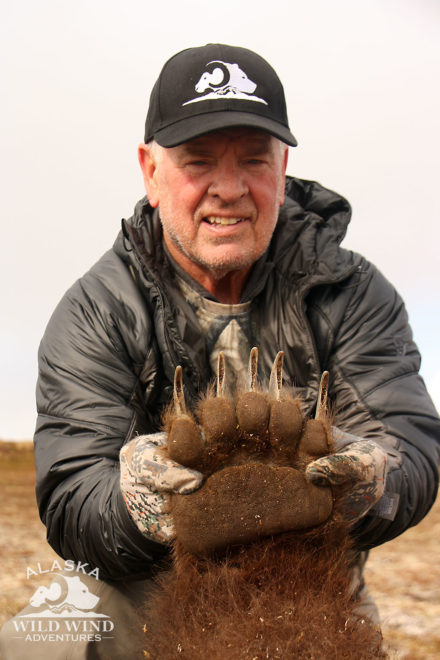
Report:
188,160,209,167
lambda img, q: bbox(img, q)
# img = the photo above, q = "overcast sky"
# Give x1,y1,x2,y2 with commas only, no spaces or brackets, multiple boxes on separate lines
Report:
1,0,439,439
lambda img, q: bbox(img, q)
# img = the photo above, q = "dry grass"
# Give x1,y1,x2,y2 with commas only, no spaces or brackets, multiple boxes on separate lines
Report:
0,441,60,625
0,441,439,659
365,488,440,659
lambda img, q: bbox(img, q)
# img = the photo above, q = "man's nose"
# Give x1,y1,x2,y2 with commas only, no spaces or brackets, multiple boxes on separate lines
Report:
207,161,249,203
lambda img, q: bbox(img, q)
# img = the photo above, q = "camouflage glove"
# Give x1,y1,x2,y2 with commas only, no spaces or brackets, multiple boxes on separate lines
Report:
120,433,204,543
306,427,388,523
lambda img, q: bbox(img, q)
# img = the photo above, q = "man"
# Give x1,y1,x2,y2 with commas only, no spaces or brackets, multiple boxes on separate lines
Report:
2,43,439,658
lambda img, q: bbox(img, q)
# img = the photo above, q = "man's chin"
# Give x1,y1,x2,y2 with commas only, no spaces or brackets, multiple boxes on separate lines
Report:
198,254,256,279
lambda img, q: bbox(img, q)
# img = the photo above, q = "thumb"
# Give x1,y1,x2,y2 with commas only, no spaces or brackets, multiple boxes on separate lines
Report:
157,464,204,495
306,453,365,487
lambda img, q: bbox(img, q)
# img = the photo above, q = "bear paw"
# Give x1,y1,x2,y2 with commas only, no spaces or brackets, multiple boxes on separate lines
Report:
165,348,334,556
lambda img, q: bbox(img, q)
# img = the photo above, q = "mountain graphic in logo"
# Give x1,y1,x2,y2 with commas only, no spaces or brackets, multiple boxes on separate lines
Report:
183,60,268,106
20,575,108,618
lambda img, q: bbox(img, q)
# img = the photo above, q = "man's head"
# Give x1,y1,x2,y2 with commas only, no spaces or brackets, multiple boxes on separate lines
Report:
139,45,295,302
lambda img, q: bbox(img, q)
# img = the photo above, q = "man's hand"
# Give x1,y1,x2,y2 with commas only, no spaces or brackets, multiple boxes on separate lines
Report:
120,433,204,543
306,428,388,523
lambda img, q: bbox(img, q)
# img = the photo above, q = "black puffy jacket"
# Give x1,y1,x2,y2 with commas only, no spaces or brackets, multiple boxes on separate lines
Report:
34,177,440,580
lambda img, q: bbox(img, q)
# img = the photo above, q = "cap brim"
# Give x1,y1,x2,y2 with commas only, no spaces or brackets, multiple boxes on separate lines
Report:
153,111,297,148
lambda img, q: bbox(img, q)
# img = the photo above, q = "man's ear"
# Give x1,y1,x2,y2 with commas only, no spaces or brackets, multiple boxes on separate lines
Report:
138,144,160,208
279,145,289,206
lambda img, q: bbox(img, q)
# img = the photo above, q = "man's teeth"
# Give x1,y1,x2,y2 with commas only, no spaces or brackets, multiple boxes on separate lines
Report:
205,216,244,226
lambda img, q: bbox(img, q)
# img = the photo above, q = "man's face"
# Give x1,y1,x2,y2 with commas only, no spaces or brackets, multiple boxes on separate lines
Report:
139,128,288,286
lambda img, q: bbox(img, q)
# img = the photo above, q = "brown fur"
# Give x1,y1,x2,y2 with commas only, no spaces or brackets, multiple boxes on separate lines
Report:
142,374,385,659
142,529,383,659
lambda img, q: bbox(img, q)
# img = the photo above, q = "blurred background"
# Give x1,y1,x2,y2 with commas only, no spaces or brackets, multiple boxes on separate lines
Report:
1,0,439,440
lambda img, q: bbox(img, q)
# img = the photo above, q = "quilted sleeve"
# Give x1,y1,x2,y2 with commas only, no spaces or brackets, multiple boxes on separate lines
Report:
34,250,168,580
327,257,440,549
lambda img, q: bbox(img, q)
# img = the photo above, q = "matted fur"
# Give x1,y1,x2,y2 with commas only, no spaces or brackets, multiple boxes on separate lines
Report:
142,361,385,658
142,528,384,659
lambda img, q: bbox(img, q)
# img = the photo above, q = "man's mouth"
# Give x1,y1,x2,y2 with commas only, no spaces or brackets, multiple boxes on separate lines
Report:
203,216,246,226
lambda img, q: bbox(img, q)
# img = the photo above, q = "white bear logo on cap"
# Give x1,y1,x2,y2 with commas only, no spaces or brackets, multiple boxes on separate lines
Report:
183,61,268,106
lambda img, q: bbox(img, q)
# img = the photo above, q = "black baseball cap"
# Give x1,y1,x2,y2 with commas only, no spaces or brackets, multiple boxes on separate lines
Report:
144,44,297,148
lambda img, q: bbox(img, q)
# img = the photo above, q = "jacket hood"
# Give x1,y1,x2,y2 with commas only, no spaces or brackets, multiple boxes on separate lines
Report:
284,176,351,244
265,176,353,285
